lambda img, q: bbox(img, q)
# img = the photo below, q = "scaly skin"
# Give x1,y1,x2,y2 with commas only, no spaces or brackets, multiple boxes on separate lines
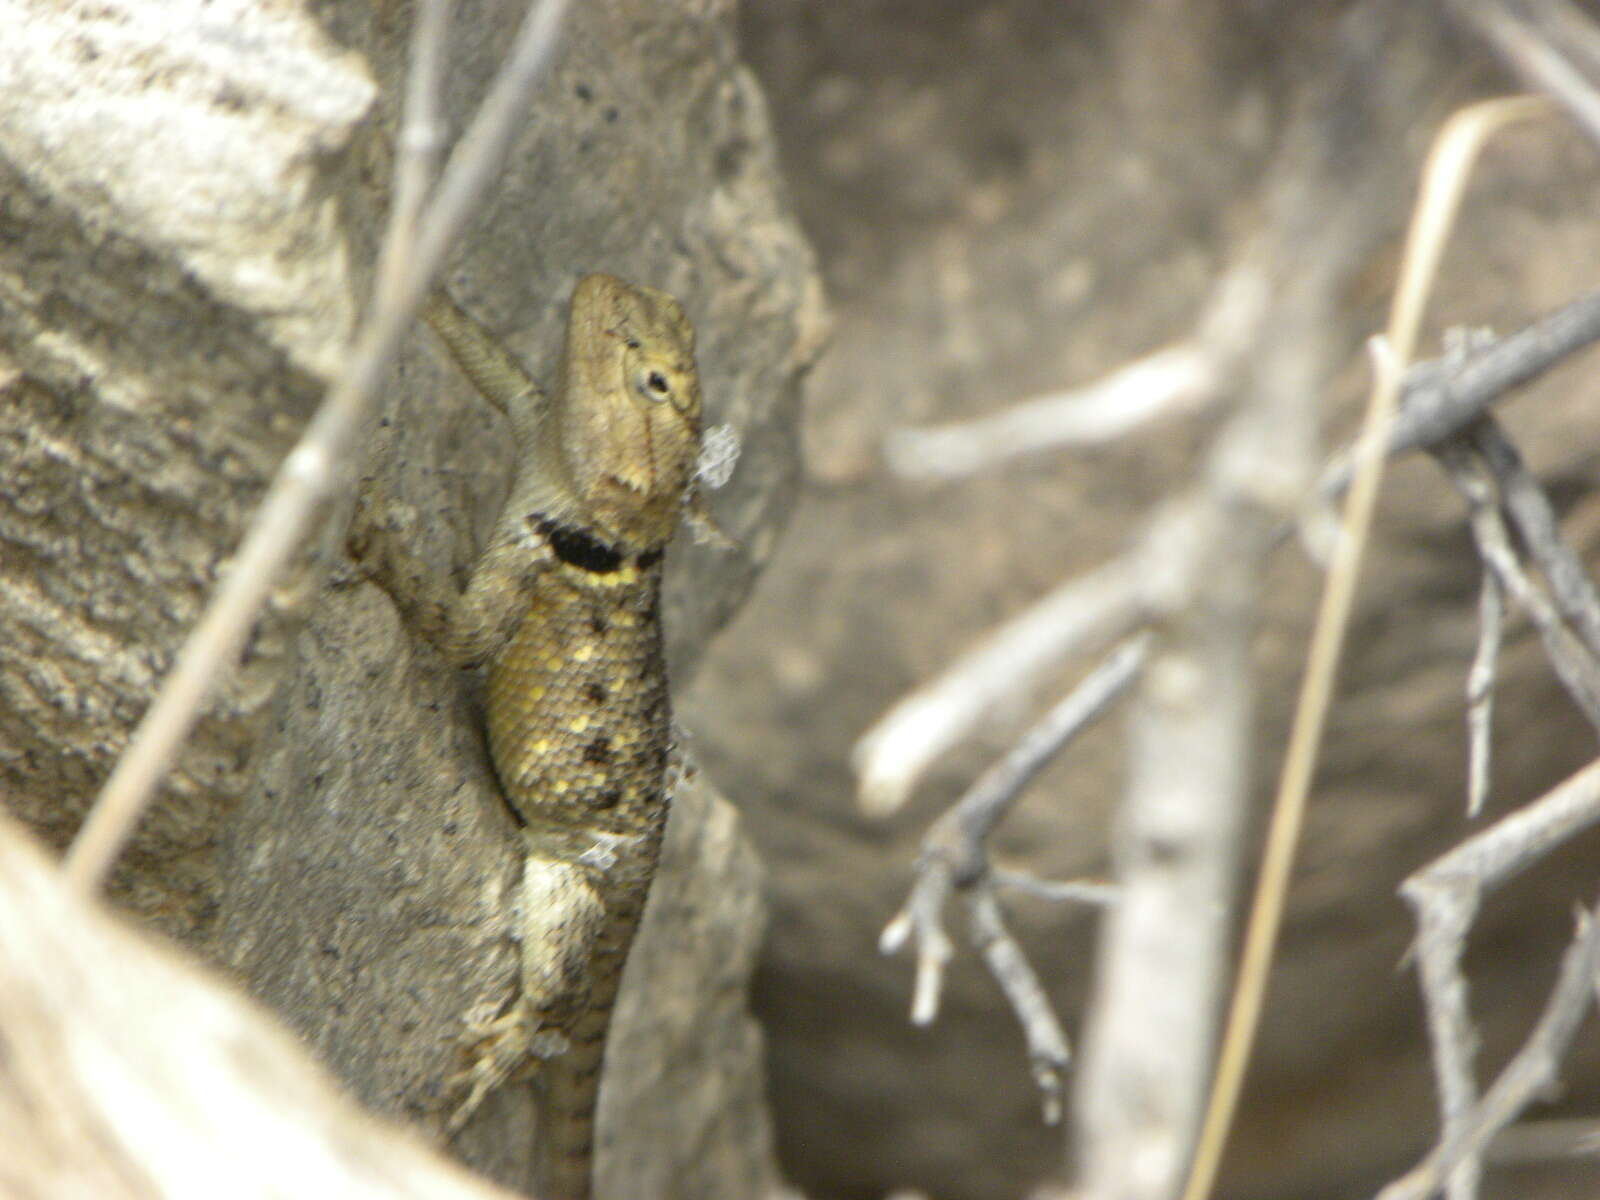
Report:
401,276,705,1199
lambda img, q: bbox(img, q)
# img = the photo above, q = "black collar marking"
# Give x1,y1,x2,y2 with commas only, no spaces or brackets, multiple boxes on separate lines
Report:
534,516,664,575
537,517,625,573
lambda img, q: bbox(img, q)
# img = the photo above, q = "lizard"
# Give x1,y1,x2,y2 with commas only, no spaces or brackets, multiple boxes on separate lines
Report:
359,273,712,1200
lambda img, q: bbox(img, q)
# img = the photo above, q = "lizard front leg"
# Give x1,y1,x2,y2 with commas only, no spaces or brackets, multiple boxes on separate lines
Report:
350,511,552,671
433,535,552,669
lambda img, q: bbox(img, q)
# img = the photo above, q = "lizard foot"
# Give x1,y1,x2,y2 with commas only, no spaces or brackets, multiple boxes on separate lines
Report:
344,495,459,650
445,1001,570,1133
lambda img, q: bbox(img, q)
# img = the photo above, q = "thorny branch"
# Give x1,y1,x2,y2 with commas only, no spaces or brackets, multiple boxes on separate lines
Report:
1321,293,1600,819
63,0,574,891
1469,418,1600,658
1385,29,1600,1181
1396,401,1600,1197
1390,287,1600,1200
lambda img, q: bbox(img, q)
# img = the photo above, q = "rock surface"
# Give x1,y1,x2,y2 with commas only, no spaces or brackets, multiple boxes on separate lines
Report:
0,0,822,1197
0,812,522,1199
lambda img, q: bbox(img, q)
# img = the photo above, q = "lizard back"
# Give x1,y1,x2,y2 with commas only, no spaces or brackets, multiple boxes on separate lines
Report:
486,548,672,847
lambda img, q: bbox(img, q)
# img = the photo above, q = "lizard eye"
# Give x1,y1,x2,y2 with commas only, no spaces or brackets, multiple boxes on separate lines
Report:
640,370,672,402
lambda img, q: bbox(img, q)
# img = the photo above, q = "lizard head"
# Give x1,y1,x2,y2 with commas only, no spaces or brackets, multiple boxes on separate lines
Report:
559,273,704,550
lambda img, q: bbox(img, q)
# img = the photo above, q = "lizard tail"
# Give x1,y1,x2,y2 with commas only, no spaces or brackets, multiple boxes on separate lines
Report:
535,997,613,1200
533,882,653,1200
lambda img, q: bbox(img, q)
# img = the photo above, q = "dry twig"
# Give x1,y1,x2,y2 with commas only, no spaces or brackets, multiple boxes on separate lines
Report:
1433,436,1600,729
1380,889,1600,1200
885,268,1268,481
1434,408,1600,823
854,559,1144,818
1315,286,1600,504
1465,568,1505,818
1182,93,1556,1200
880,638,1144,1119
1469,419,1600,659
1391,756,1600,1200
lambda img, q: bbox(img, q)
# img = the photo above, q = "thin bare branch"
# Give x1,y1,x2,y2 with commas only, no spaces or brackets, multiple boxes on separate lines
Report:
882,638,1143,1044
1378,897,1600,1200
968,887,1073,1124
943,635,1152,873
886,342,1217,481
885,268,1268,480
1469,418,1600,659
1316,286,1600,501
879,862,955,1027
1400,756,1600,1200
1433,438,1600,729
884,868,1108,1126
881,640,1141,1124
377,0,450,301
1409,847,1488,1200
992,870,1119,906
1405,755,1600,924
1466,568,1504,817
854,559,1144,818
64,0,573,892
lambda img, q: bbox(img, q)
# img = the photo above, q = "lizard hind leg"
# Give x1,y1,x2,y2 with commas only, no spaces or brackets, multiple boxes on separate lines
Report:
446,854,606,1133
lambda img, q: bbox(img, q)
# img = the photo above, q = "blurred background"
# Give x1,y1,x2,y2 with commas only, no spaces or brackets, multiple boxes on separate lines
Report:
680,2,1600,1197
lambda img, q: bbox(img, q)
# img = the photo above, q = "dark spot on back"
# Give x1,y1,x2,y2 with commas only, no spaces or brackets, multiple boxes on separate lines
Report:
635,546,664,571
589,613,609,636
596,787,623,809
583,736,612,766
585,682,609,705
